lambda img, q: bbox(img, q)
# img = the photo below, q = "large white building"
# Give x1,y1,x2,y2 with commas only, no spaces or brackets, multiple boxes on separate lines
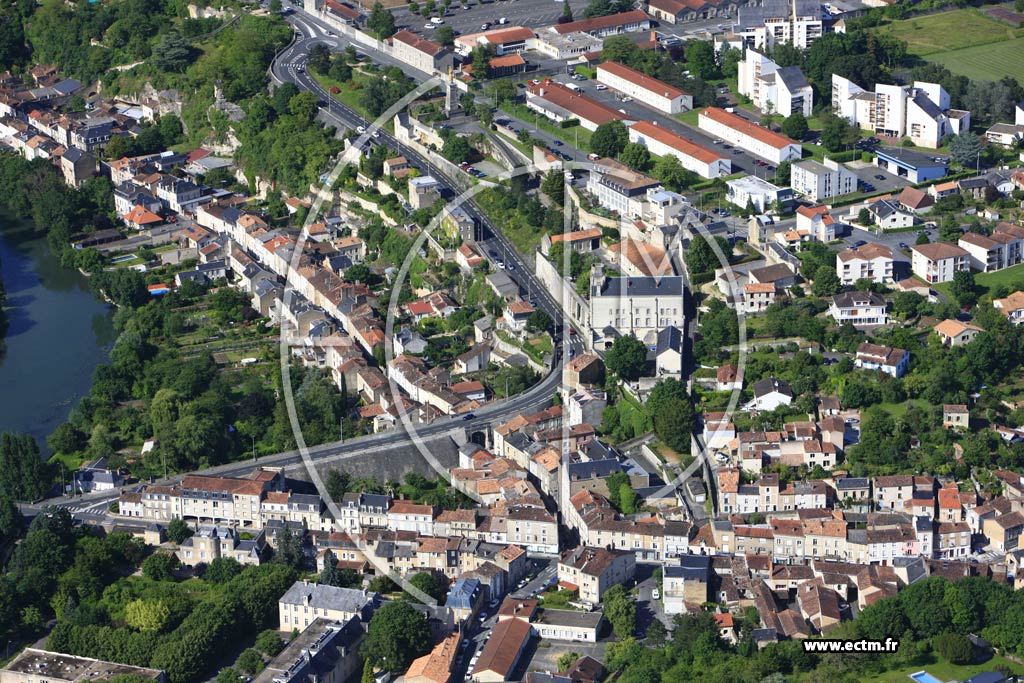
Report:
790,158,856,201
836,243,895,285
698,107,802,164
831,75,970,148
737,49,813,118
589,269,685,343
628,121,730,179
597,61,692,115
734,0,823,49
388,30,453,75
585,158,663,218
910,242,970,283
828,291,888,327
726,175,792,213
525,82,626,132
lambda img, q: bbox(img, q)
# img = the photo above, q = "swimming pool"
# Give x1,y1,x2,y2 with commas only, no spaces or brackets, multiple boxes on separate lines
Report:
910,671,944,683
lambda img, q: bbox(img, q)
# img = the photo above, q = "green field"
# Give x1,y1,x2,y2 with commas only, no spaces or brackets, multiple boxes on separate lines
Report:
876,9,1024,81
928,36,1024,83
934,260,1024,299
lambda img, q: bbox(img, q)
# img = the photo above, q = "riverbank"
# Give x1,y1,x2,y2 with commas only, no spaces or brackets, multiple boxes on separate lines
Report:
0,215,116,449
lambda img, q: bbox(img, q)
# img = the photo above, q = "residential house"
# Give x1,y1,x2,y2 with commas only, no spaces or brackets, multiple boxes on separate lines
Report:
994,290,1024,325
277,581,381,631
828,291,888,327
796,205,839,242
557,546,636,606
855,342,909,378
746,377,793,411
933,319,983,346
868,199,915,230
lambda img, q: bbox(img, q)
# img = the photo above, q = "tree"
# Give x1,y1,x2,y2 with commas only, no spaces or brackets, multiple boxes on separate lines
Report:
367,2,397,38
916,231,930,245
526,310,553,333
48,422,86,455
151,30,191,72
950,270,977,307
653,154,696,192
559,0,574,22
618,484,638,514
269,0,282,10
686,235,719,274
541,170,565,205
435,25,455,45
603,584,636,638
361,660,375,683
820,111,859,152
256,630,285,657
685,40,719,80
124,599,171,631
590,121,629,158
583,0,630,18
406,571,448,604
774,160,791,185
619,142,652,171
236,649,265,675
557,652,579,672
653,396,695,453
781,112,809,140
949,132,983,168
857,207,872,225
0,432,52,500
361,601,431,672
441,135,473,164
811,264,842,297
605,335,647,380
142,553,177,582
934,633,973,665
206,557,243,584
308,43,331,74
646,618,667,645
167,518,193,545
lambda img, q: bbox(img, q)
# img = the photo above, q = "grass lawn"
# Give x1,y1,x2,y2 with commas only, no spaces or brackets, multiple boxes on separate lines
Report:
929,36,1024,83
876,8,1024,81
861,654,1024,683
875,399,929,418
676,107,704,126
499,102,593,151
933,261,1024,300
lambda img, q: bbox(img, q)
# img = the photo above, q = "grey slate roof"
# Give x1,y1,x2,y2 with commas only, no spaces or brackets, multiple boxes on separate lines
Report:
279,581,381,615
656,325,683,355
751,376,793,398
598,276,684,297
776,67,809,92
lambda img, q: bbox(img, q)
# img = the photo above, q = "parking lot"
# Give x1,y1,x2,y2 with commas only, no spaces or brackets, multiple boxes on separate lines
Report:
391,0,572,41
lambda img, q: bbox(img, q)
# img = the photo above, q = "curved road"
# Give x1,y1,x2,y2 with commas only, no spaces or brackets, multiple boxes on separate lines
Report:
24,8,579,518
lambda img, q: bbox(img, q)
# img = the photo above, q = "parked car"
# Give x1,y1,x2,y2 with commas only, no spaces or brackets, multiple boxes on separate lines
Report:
853,240,867,247
874,174,886,180
595,84,608,90
424,22,436,29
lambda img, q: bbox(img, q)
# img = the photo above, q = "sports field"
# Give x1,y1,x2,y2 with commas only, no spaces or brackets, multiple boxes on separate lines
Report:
877,8,1024,81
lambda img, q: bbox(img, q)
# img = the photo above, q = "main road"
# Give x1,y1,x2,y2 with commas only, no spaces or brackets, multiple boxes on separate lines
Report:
22,2,581,520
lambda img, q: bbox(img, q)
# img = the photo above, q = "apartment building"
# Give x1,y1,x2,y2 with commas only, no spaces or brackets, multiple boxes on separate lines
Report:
596,62,692,114
585,158,662,217
958,226,1024,272
628,121,730,179
737,49,813,117
557,546,636,605
910,242,970,283
832,76,968,147
389,30,453,75
278,581,382,631
662,556,711,614
735,0,823,50
698,107,802,164
790,158,856,201
589,271,685,341
836,243,895,285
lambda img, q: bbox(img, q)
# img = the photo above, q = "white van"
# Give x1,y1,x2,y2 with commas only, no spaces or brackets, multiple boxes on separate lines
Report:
566,83,582,93
498,16,507,23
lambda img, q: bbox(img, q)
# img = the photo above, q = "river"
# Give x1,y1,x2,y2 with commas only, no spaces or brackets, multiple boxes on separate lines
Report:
0,215,116,450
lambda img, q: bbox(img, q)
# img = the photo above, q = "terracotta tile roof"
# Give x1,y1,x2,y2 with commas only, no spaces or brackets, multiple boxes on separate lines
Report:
404,632,460,683
629,120,724,164
181,474,265,496
549,227,603,244
551,10,648,34
700,107,799,150
608,238,673,276
912,241,967,260
600,61,688,99
527,82,624,127
472,617,532,678
391,29,444,56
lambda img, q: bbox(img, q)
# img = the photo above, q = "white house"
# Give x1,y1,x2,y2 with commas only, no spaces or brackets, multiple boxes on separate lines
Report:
628,121,730,179
597,61,693,114
737,49,813,118
745,377,794,411
994,291,1024,326
868,199,915,231
790,158,856,201
855,342,909,378
910,242,969,283
795,204,839,242
589,270,685,343
828,291,888,327
585,158,662,218
836,242,895,285
698,107,802,164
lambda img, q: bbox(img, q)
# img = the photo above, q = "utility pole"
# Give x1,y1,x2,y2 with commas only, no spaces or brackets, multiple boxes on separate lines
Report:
252,435,257,462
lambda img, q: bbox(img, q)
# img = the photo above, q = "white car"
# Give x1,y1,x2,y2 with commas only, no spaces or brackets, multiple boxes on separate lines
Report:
356,126,366,134
424,22,436,29
652,588,660,600
621,96,633,102
595,84,607,90
430,16,445,23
